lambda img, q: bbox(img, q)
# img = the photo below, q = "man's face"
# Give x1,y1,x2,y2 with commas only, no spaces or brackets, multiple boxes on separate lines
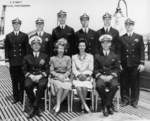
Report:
36,23,44,31
101,41,111,50
80,19,89,28
103,18,111,27
12,23,21,31
58,16,66,25
32,43,41,52
125,24,134,33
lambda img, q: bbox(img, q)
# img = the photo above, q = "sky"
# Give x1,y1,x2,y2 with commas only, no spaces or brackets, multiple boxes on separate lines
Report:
0,0,150,35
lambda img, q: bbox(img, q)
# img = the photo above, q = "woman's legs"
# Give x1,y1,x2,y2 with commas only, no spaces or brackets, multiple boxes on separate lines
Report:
76,87,91,112
55,88,63,112
61,89,69,103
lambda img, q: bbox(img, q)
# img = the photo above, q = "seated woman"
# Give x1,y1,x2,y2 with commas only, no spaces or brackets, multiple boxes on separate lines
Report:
23,36,49,118
94,34,120,117
72,40,94,113
49,38,72,115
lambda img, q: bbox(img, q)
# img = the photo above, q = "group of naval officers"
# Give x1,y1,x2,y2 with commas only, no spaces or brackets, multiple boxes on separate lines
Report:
4,10,145,118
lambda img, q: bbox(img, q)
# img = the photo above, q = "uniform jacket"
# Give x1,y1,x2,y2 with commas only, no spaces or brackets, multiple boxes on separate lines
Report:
5,31,29,66
120,32,145,68
22,52,49,78
96,27,120,55
75,28,97,54
29,32,53,57
94,50,120,77
52,25,76,55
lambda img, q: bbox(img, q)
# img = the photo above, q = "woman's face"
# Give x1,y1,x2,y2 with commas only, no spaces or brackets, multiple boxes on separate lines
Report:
78,42,86,52
57,45,65,55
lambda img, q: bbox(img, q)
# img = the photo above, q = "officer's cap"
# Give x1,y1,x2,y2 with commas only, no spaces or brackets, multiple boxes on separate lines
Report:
12,18,21,24
103,12,112,19
35,18,44,24
80,13,89,21
125,18,135,25
29,36,42,45
99,34,112,42
57,10,67,17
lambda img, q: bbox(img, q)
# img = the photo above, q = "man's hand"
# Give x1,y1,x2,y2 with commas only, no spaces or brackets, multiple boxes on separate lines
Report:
100,75,107,81
105,75,113,82
34,75,43,82
29,74,36,81
137,64,145,72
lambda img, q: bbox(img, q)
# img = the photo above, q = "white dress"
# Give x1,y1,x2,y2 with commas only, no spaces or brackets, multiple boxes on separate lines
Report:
72,53,94,89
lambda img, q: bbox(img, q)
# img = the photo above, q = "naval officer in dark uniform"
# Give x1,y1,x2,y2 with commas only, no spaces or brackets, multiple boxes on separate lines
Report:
52,10,76,56
22,36,49,118
29,18,53,57
94,34,120,117
120,18,145,108
96,13,120,56
4,18,29,104
75,13,97,54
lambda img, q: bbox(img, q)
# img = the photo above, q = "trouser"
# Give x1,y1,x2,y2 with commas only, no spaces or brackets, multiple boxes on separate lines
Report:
120,67,140,105
25,77,48,108
96,78,118,108
9,66,24,102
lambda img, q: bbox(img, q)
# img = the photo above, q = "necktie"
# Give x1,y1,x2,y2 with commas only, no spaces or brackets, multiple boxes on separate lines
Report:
106,28,109,33
15,32,18,36
35,53,38,58
39,32,42,37
105,51,108,56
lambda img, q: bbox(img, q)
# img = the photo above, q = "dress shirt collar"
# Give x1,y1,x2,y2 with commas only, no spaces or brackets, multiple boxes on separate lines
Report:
127,31,134,37
82,27,89,33
103,50,110,56
37,31,44,36
33,52,39,58
14,31,19,35
59,24,66,29
104,26,111,32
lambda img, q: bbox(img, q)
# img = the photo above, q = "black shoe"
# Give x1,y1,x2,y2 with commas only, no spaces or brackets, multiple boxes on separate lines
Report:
35,109,42,117
121,101,129,107
103,107,109,117
107,107,114,115
53,110,59,116
27,109,36,119
131,103,138,108
12,99,19,104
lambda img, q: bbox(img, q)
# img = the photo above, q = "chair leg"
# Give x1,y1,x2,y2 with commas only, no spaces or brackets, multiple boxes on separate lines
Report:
22,91,26,111
70,90,74,112
68,91,71,112
48,88,51,111
44,89,47,111
95,94,98,112
91,91,94,111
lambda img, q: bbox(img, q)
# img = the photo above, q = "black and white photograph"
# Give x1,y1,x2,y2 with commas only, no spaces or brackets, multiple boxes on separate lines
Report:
0,0,150,121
